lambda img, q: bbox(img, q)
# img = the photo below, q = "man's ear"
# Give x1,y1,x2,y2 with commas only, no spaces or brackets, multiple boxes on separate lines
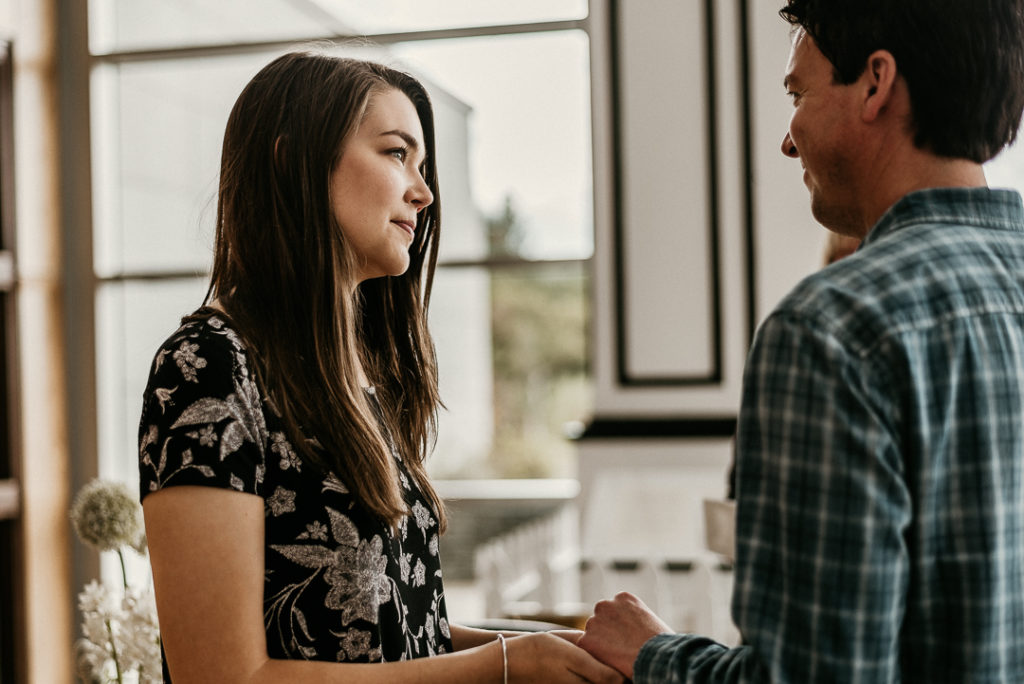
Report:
862,49,898,122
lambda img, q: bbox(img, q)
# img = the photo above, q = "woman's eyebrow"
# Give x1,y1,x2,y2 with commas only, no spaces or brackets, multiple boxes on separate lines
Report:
379,129,421,151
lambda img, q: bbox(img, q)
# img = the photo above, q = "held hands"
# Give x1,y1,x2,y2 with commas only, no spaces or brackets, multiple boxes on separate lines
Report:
577,592,674,680
505,631,625,683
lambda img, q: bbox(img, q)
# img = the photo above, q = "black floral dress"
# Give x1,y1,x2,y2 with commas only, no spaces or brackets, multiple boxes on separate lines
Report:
138,313,452,680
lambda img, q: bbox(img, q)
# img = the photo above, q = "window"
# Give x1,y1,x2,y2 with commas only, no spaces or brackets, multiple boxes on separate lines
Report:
87,3,595,500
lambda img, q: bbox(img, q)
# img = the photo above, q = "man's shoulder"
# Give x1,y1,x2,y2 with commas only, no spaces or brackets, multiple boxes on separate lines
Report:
768,227,943,347
773,245,895,325
772,214,1024,350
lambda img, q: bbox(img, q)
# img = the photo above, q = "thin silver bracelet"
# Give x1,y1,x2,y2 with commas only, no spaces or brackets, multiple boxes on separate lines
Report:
496,633,508,684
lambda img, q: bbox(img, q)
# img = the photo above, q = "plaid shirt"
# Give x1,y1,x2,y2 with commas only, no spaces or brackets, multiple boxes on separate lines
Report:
636,188,1024,683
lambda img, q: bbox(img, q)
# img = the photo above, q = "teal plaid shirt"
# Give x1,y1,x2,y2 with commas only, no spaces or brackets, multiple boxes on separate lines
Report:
637,188,1024,683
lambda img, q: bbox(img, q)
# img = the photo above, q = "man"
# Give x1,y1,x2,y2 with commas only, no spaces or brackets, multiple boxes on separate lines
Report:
578,1,1024,682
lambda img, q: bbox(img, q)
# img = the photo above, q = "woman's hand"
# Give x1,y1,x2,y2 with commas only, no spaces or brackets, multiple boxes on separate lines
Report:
506,632,626,683
548,629,585,644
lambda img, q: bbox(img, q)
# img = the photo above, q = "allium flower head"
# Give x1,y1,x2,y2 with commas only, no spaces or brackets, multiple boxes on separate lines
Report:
70,479,143,552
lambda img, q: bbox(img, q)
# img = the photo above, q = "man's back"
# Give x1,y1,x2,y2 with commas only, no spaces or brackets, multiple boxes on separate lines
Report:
735,187,1024,682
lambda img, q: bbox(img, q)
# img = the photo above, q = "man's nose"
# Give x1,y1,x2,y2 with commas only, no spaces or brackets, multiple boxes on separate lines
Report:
781,131,799,158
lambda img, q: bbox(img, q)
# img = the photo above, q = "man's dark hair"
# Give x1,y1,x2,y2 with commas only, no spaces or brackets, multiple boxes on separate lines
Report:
780,0,1024,163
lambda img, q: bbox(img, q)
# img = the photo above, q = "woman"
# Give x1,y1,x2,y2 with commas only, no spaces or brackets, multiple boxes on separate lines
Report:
138,52,622,684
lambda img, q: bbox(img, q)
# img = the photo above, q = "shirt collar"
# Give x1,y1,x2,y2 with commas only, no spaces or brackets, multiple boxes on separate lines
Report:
863,187,1024,247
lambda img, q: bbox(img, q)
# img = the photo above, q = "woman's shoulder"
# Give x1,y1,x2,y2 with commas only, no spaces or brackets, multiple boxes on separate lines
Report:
141,309,266,429
149,309,252,376
160,308,248,353
139,308,270,499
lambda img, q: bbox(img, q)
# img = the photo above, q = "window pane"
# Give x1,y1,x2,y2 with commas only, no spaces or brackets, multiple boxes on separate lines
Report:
89,0,328,54
397,31,594,261
92,55,262,276
89,0,587,54
96,278,208,483
300,0,587,36
429,262,591,479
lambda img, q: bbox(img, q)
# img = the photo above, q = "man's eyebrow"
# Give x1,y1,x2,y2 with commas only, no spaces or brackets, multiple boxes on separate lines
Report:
783,73,799,90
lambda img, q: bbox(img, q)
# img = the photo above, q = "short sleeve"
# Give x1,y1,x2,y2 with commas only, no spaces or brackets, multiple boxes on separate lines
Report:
138,320,268,502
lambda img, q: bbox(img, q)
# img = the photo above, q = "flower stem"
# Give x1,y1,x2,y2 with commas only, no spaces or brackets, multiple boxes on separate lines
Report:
105,617,124,684
116,548,128,591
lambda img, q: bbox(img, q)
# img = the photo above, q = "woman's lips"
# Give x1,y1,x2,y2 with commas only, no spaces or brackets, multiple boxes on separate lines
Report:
392,220,415,237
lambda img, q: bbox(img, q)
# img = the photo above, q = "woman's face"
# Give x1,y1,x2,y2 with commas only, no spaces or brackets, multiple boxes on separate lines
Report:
330,88,434,283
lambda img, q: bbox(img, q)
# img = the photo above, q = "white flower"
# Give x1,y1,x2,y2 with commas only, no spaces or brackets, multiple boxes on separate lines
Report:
411,502,434,541
173,340,207,382
73,637,106,683
70,480,143,552
198,424,218,447
271,432,301,472
399,553,412,584
77,582,123,681
76,581,163,684
267,487,296,516
78,580,115,615
70,484,163,683
412,558,426,587
120,587,162,681
298,521,328,541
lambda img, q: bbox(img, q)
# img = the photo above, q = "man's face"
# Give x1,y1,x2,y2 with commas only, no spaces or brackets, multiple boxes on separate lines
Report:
782,29,865,235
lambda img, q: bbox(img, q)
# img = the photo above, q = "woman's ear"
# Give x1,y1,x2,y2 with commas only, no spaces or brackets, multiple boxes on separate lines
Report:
862,49,899,122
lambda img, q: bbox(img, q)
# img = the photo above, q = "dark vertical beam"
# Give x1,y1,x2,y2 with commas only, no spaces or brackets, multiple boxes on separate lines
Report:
738,0,758,341
0,36,25,684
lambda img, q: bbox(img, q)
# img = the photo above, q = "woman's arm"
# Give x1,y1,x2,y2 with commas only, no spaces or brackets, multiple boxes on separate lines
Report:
449,624,585,651
145,486,622,684
449,624,524,650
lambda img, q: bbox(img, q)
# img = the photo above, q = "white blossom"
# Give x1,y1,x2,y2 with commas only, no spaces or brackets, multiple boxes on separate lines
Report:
71,480,143,552
71,481,162,684
120,587,162,683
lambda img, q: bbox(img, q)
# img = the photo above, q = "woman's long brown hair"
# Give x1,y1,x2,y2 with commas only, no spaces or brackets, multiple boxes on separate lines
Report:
205,51,445,531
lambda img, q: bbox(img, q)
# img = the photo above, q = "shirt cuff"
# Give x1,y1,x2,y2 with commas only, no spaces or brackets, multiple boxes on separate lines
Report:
634,632,730,684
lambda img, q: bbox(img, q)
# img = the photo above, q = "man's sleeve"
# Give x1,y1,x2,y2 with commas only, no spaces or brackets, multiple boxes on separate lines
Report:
634,310,911,683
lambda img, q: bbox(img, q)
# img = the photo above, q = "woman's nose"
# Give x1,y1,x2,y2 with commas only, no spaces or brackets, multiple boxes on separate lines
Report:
409,175,434,210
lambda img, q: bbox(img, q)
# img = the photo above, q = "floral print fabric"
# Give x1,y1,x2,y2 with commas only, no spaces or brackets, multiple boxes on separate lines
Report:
138,313,452,678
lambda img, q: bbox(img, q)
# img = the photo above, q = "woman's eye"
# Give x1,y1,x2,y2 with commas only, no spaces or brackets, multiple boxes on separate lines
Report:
388,148,408,162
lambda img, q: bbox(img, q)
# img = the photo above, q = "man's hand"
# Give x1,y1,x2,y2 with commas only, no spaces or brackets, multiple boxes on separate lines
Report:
577,592,674,679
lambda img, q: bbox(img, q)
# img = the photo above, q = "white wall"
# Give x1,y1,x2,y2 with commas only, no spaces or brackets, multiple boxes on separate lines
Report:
580,0,826,562
748,1,827,318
